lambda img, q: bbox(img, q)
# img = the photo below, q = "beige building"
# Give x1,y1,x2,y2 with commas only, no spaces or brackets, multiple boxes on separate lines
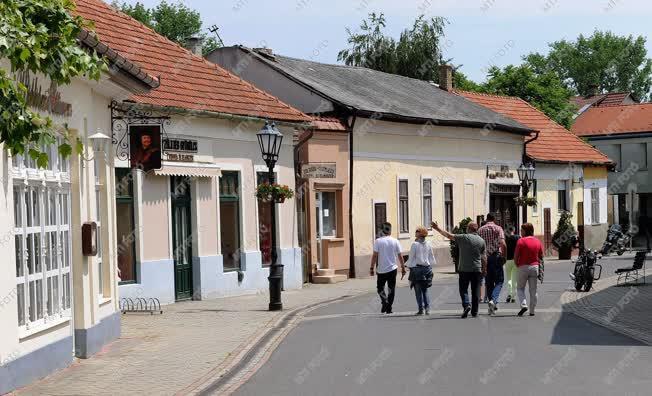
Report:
208,48,535,274
0,32,158,393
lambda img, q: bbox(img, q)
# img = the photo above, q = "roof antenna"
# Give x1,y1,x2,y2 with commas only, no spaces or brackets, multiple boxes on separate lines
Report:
209,25,225,47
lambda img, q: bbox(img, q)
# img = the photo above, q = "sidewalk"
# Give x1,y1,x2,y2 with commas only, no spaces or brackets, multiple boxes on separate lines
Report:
12,278,382,396
562,256,652,345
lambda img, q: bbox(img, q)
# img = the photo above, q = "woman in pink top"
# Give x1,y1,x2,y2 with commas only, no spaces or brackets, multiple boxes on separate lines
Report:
514,223,543,317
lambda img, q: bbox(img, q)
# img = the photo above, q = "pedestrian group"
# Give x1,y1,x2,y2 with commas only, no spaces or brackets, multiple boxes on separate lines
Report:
370,213,544,318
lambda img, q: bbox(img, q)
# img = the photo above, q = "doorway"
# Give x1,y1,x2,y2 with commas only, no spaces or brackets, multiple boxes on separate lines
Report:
171,176,193,301
544,208,553,256
489,184,519,233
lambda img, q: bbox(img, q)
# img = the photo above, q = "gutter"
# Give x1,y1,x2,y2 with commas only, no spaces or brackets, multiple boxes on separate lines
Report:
347,111,357,279
78,29,160,90
115,101,313,128
523,130,540,163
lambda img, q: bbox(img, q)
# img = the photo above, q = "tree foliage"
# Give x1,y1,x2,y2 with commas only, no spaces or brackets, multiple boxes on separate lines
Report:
338,13,448,82
526,31,652,101
112,1,220,55
0,0,106,165
482,64,576,128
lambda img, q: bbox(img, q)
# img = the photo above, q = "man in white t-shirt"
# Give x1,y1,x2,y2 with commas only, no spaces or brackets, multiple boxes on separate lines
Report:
370,222,406,314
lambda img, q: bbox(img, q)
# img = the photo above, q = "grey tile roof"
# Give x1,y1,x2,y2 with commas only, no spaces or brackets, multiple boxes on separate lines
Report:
240,47,533,135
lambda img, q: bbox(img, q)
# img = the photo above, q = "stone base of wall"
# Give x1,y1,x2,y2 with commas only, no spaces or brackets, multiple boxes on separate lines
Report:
0,335,73,394
75,311,121,358
119,259,176,305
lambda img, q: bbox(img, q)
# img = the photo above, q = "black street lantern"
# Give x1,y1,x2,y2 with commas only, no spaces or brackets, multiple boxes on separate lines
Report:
257,121,284,311
517,161,536,224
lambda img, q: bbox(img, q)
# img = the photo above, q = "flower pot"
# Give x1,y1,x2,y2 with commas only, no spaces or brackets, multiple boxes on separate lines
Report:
275,196,286,203
558,245,572,260
259,194,273,203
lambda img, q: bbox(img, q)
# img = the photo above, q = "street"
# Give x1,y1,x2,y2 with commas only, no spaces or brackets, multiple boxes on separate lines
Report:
235,258,652,396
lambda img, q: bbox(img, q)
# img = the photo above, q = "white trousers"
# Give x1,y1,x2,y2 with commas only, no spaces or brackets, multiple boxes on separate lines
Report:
517,265,539,313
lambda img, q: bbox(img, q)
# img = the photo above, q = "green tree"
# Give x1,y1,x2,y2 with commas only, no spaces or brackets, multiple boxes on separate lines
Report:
113,1,220,55
482,64,576,128
338,13,449,82
453,70,483,92
526,31,652,100
0,0,106,166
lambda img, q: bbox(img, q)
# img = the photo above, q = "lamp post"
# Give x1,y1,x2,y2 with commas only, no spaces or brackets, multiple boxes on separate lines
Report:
257,121,284,311
517,161,536,224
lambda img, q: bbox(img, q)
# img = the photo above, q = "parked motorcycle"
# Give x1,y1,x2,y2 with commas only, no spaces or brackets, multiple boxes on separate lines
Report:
570,247,603,292
601,224,631,256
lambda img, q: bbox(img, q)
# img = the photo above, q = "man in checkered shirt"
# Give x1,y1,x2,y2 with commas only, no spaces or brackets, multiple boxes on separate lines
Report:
478,213,506,315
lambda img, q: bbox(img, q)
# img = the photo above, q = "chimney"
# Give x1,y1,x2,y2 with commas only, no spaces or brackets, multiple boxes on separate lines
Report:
439,64,453,91
185,36,203,56
253,47,275,60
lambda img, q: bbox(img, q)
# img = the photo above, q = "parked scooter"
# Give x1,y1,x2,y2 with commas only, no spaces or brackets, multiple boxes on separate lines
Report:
601,224,631,256
570,244,603,292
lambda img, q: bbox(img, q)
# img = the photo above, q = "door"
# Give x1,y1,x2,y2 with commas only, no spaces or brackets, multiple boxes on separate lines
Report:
374,202,387,238
577,202,585,247
315,192,322,268
171,177,193,301
489,184,519,233
544,208,552,256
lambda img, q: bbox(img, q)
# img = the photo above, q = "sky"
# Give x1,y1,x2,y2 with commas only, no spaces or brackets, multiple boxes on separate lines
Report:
126,0,652,83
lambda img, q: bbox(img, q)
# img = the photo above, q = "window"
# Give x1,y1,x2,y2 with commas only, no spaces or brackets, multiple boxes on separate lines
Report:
257,172,274,266
398,179,409,234
444,183,454,232
422,179,432,228
374,202,387,238
317,191,337,238
591,188,600,224
558,180,569,212
220,171,241,271
116,168,137,283
14,183,71,331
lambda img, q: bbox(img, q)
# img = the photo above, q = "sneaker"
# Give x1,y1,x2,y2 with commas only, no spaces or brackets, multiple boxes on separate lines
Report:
506,295,512,303
529,313,535,317
425,309,430,315
416,309,424,316
472,313,478,318
381,304,387,314
488,300,496,315
385,307,393,315
518,306,528,317
461,307,471,318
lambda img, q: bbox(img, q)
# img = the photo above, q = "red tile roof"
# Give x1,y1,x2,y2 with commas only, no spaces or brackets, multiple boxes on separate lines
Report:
570,92,633,109
571,103,652,137
456,90,612,165
73,0,310,123
311,116,347,132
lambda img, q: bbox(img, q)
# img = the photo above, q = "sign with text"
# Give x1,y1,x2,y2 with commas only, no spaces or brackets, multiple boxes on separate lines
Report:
301,163,336,179
163,137,197,162
487,165,514,180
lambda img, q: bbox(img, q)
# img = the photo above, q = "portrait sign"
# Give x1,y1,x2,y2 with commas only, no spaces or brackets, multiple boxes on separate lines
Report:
130,125,162,172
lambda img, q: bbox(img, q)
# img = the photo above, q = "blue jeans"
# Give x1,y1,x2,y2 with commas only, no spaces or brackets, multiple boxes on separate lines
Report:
459,272,482,316
486,253,504,305
414,282,430,310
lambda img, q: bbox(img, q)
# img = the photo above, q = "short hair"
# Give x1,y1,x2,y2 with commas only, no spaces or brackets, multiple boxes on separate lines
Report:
486,213,496,222
415,226,428,238
381,222,392,235
521,223,535,237
467,222,479,233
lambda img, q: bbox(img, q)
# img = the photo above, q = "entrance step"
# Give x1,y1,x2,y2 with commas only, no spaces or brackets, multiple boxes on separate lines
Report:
312,274,348,284
316,268,335,276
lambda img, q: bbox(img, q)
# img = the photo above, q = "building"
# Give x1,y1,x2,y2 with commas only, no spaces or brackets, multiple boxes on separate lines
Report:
74,0,311,305
571,92,636,115
0,16,159,395
207,47,535,274
572,103,652,250
459,91,614,253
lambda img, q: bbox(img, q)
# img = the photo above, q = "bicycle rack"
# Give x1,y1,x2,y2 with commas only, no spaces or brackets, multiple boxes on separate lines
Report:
119,297,163,314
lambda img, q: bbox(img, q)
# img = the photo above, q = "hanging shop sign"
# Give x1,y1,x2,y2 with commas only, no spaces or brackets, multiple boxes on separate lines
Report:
301,163,336,179
162,137,198,162
130,125,162,172
486,165,514,179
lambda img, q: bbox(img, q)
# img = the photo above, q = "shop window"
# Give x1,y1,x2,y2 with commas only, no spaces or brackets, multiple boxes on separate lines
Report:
444,183,454,232
256,172,275,267
422,179,432,228
220,171,242,271
591,188,600,225
116,168,137,283
14,184,71,331
558,180,569,212
317,191,337,238
398,179,409,234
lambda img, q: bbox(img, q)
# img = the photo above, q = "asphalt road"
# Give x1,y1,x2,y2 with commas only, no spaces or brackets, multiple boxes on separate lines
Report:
235,257,652,396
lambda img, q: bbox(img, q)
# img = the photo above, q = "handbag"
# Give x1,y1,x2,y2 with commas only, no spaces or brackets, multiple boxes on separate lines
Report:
538,258,545,283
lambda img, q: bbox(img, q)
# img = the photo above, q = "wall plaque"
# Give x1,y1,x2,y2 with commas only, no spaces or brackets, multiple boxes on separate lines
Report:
301,163,336,179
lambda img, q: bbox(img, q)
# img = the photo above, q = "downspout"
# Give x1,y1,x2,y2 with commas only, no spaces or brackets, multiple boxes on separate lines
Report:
347,111,358,278
522,131,540,225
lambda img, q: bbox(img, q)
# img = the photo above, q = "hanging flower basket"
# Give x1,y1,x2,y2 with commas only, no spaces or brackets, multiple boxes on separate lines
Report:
255,183,294,203
514,196,538,207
